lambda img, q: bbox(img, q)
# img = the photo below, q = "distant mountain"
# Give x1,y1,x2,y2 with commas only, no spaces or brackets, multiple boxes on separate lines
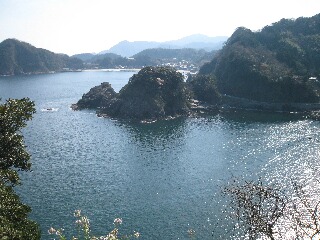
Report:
132,48,216,69
99,40,160,57
0,39,83,75
72,53,95,62
199,13,320,103
162,34,227,49
72,52,122,63
99,34,228,57
72,48,216,71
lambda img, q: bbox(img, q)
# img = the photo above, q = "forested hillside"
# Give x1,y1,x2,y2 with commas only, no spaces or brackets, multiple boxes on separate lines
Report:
132,48,215,69
199,13,320,103
0,39,83,75
73,48,215,71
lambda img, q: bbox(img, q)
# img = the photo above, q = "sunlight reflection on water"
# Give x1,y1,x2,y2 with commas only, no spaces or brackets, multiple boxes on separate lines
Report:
1,73,320,239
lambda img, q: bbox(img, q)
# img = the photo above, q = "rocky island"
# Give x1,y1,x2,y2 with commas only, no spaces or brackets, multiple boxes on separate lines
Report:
72,66,192,120
73,14,320,120
71,82,117,110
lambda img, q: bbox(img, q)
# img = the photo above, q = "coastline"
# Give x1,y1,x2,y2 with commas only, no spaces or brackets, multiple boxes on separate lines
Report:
0,68,140,77
220,95,320,113
83,68,140,72
0,68,194,77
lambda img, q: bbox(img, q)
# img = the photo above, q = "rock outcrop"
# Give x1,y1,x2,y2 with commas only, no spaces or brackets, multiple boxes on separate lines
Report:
73,67,191,120
72,82,117,110
102,66,190,120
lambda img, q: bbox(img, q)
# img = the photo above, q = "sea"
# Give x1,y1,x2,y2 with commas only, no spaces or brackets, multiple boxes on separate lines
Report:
1,70,320,239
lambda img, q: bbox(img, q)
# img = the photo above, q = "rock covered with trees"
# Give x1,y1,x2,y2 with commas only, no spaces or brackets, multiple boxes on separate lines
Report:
104,66,191,119
71,82,117,110
74,14,320,118
73,66,194,120
200,13,320,103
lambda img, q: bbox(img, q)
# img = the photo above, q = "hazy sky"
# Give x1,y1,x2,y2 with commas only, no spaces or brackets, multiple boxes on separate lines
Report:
1,0,320,55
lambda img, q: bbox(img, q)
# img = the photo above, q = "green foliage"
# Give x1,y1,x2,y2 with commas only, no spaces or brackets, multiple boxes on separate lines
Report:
0,182,41,240
74,82,117,110
0,98,40,239
187,74,221,104
199,13,320,103
0,39,83,75
128,66,187,114
132,48,216,68
76,48,215,70
0,98,36,185
105,66,190,119
73,53,122,63
225,27,259,47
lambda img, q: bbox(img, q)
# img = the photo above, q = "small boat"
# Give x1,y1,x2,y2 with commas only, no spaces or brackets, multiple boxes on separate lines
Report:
41,107,59,112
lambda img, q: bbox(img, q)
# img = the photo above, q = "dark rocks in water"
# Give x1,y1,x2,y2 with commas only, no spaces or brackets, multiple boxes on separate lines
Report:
71,82,117,110
103,66,191,120
72,66,191,120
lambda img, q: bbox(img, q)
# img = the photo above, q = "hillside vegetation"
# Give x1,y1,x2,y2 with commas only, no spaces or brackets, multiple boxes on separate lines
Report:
73,66,191,120
108,66,190,119
0,39,83,75
73,48,215,71
132,48,215,70
200,13,320,103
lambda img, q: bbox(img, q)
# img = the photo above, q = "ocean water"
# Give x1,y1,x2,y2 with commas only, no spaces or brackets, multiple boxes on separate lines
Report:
1,71,320,239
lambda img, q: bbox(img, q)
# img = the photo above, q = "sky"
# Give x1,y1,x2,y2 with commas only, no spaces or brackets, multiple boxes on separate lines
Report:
0,0,320,56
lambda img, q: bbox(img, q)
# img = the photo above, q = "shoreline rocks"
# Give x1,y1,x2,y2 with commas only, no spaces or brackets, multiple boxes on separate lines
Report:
72,67,320,122
71,82,117,110
72,67,191,121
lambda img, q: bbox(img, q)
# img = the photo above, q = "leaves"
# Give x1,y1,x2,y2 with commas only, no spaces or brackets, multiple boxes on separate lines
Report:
0,98,39,239
105,66,190,119
0,182,41,240
199,13,320,103
0,39,83,75
0,98,36,184
187,74,221,104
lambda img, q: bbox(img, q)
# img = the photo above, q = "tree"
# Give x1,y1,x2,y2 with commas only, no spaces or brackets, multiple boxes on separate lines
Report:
224,179,320,240
187,74,221,104
0,98,40,239
103,66,190,119
0,183,40,239
224,179,287,240
0,98,35,185
198,14,320,104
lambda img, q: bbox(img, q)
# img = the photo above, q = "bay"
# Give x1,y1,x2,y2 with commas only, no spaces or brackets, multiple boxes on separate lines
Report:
1,71,320,239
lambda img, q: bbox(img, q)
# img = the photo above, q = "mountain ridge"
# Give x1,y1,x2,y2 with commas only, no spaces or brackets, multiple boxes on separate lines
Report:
99,34,228,57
